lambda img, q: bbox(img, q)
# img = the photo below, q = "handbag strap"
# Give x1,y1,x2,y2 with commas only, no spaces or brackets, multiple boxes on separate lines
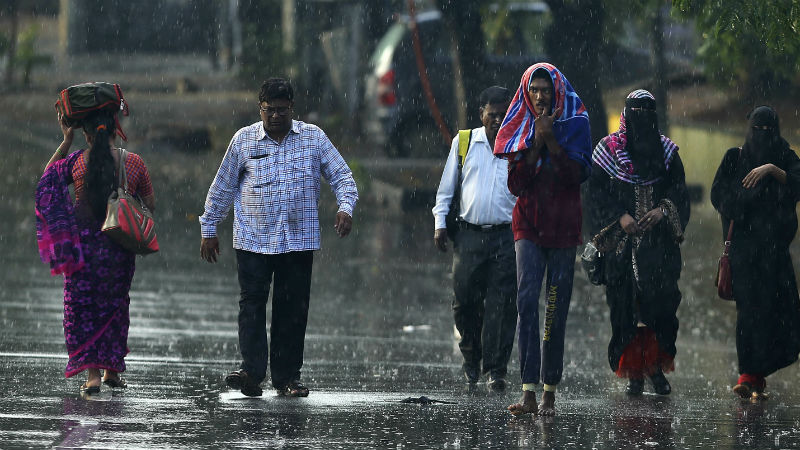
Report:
116,148,128,192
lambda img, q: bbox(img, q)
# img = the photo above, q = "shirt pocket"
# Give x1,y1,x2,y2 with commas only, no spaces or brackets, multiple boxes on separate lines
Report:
245,153,278,187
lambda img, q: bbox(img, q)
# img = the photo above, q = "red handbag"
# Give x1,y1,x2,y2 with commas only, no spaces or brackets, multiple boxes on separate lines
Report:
101,149,159,254
715,221,734,300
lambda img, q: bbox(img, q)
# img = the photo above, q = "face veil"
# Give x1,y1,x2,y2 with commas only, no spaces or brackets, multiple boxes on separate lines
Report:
744,106,783,166
624,93,663,180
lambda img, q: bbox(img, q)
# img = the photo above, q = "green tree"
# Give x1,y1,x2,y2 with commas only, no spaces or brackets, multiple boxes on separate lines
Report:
672,0,800,98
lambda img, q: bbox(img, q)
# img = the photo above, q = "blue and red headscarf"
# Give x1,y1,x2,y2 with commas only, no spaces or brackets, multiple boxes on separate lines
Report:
493,62,592,169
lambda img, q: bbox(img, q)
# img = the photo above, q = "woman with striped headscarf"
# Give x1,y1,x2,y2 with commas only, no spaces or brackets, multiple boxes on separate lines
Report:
588,89,690,396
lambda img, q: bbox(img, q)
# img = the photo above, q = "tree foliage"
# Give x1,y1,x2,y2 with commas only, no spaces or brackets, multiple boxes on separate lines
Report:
672,0,800,96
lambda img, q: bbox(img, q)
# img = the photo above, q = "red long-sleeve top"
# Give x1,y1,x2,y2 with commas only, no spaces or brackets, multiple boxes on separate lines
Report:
507,149,584,248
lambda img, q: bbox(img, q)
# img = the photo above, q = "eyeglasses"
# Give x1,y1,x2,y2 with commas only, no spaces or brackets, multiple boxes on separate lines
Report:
259,106,291,116
752,125,773,131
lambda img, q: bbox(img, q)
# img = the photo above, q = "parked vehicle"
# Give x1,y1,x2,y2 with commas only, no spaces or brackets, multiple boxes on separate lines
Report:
363,3,551,157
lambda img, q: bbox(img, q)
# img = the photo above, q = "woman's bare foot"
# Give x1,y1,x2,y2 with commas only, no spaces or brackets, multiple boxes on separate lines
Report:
85,368,102,387
539,391,556,416
102,370,119,383
507,390,538,416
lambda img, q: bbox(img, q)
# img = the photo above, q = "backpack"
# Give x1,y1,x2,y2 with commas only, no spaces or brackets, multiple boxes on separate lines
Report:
444,129,472,241
55,82,130,140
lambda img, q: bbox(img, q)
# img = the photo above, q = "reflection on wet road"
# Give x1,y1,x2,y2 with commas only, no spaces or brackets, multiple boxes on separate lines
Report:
2,150,800,449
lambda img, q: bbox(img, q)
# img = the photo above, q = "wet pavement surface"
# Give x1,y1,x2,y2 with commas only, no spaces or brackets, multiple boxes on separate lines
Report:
3,144,800,449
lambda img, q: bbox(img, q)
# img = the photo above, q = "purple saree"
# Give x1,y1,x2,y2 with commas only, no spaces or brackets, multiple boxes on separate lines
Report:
35,151,135,378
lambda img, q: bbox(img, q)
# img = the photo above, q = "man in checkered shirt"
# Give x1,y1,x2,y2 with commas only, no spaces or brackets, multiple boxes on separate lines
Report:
199,78,358,398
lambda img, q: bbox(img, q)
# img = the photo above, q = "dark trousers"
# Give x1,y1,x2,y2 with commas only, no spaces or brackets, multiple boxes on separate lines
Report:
235,249,313,387
515,239,576,385
452,227,517,377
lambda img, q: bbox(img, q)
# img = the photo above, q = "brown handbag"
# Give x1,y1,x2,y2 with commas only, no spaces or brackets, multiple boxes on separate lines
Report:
101,149,159,254
715,221,734,300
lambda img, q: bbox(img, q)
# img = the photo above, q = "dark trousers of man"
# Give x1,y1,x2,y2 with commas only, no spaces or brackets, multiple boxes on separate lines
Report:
452,226,517,378
235,249,313,388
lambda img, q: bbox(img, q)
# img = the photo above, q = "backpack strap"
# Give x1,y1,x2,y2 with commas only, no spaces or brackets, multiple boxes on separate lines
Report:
457,129,472,169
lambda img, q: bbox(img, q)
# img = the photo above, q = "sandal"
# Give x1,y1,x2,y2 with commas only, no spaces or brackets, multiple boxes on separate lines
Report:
103,377,127,389
277,380,309,397
733,382,752,399
80,382,101,395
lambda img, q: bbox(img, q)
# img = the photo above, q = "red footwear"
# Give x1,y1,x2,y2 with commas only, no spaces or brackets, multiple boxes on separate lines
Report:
734,374,765,399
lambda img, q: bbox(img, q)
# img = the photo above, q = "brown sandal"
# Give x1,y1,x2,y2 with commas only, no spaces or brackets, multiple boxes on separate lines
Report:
277,380,309,397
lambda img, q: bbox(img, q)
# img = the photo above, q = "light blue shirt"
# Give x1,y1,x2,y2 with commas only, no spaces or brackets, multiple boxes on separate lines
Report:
199,120,358,254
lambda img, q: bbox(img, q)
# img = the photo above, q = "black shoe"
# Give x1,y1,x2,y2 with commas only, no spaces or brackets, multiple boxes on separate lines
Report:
649,370,671,395
626,378,644,395
487,375,506,391
463,364,479,384
225,369,263,397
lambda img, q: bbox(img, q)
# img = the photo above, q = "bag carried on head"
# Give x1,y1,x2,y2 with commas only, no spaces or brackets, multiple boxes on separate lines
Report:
102,149,159,255
55,82,129,140
715,221,734,301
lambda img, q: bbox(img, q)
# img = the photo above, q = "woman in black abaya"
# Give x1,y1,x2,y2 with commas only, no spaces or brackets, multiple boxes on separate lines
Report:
711,106,800,399
590,90,690,396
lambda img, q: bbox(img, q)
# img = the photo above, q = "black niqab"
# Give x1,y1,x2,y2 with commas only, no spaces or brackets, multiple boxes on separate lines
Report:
743,106,786,168
625,96,664,179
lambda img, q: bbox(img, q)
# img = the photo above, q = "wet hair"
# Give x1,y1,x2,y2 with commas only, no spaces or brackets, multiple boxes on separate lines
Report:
259,78,294,103
82,111,118,221
531,68,551,81
479,86,511,108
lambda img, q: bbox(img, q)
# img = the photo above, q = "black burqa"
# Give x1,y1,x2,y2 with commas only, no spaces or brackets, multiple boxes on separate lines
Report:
589,94,690,372
710,106,800,377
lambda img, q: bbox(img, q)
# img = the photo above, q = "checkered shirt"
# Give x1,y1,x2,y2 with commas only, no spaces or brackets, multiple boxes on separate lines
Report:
199,120,358,254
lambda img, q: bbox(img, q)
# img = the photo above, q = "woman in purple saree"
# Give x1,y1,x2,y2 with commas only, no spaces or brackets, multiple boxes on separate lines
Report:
35,109,155,394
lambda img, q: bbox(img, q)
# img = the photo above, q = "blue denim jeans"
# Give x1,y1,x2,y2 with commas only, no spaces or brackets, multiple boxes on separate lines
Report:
515,240,576,385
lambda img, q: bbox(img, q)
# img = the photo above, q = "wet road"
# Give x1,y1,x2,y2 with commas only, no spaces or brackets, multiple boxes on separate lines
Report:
2,147,800,449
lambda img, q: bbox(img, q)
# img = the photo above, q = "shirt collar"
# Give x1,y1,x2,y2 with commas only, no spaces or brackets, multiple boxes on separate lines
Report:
257,120,301,141
474,127,489,143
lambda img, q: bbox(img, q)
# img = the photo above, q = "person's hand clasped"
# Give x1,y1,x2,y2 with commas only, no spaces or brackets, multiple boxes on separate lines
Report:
533,106,561,143
200,237,220,263
742,164,776,189
619,213,640,235
334,211,352,238
434,228,448,252
638,208,664,232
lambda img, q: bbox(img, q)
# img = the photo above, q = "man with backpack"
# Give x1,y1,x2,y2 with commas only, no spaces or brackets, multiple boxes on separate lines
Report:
432,86,517,389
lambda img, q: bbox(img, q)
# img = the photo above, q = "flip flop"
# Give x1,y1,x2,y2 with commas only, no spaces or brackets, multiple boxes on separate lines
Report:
103,377,127,389
80,383,101,395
